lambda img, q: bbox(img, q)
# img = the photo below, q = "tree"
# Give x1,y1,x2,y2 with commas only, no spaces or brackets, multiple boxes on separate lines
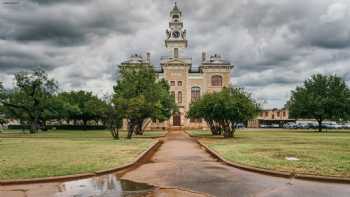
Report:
0,70,58,133
57,91,105,129
152,79,178,124
0,84,7,132
287,74,350,132
113,64,177,139
0,82,4,100
0,88,29,131
101,96,123,139
187,87,260,138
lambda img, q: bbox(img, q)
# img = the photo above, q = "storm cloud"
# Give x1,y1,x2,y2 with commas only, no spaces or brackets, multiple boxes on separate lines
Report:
1,0,350,108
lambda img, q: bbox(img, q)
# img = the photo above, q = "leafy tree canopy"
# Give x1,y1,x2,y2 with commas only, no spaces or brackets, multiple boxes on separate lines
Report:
56,90,107,129
188,87,260,138
0,69,58,133
287,74,350,132
113,64,177,138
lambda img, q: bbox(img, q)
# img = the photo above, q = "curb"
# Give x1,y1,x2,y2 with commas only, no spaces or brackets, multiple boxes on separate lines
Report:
185,130,350,184
195,138,292,178
0,140,163,186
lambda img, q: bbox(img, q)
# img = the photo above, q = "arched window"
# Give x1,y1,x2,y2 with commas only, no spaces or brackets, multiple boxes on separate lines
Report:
191,86,201,102
211,75,223,86
178,91,182,104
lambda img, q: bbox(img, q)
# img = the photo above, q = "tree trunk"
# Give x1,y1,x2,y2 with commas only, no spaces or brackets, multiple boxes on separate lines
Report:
135,119,144,135
317,119,323,132
207,120,222,135
110,127,119,139
83,119,87,131
20,120,25,133
222,120,234,138
41,120,48,131
127,120,136,139
30,118,39,134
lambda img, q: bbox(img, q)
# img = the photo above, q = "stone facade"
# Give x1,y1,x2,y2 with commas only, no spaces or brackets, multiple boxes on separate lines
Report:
120,3,234,129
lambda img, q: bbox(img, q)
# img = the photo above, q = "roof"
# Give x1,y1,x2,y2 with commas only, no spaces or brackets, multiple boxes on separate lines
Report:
120,54,150,65
201,54,231,65
170,2,181,15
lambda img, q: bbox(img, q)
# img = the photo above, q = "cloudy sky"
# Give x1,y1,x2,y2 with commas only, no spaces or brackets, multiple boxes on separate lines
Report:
1,0,350,108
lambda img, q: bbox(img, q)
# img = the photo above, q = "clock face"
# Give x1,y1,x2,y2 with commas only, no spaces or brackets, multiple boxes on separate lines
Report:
172,31,180,38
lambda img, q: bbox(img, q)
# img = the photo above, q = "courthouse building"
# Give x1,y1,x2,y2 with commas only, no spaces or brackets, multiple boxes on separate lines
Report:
120,3,234,129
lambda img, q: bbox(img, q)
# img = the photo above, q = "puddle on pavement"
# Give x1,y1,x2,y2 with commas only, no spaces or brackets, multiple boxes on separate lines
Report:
1,174,208,197
54,174,154,197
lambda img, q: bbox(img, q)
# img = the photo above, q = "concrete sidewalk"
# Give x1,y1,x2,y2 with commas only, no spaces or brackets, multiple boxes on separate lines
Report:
122,130,350,197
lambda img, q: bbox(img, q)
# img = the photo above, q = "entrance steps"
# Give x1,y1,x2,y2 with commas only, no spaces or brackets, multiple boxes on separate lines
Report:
169,126,183,131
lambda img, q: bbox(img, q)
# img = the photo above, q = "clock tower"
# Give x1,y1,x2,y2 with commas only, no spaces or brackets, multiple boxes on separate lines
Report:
165,2,188,58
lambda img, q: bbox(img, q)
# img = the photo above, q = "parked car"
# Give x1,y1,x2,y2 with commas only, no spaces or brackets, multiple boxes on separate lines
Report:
321,122,342,129
307,122,319,129
343,123,350,129
296,123,310,129
235,123,245,128
283,122,297,129
260,124,270,128
271,124,280,128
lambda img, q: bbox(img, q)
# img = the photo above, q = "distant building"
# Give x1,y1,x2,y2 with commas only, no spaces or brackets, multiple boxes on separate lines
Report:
248,108,295,128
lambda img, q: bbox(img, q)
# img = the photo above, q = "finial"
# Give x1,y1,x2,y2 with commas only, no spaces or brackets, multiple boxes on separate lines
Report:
173,2,178,10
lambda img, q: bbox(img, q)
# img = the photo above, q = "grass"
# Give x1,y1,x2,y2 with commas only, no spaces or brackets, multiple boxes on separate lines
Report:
0,129,166,180
189,129,350,177
0,129,166,138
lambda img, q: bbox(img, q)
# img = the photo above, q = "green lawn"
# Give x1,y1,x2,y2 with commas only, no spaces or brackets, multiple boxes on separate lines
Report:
0,130,165,180
189,129,350,177
0,129,166,138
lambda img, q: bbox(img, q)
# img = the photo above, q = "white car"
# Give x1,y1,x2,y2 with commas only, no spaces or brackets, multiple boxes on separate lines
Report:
271,124,280,128
342,123,350,129
325,122,342,129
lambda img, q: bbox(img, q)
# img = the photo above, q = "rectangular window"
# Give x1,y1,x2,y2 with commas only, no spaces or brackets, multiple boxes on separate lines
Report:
283,111,286,117
277,112,280,117
211,75,223,86
178,81,182,86
265,112,268,117
171,91,175,97
170,81,175,86
174,48,179,58
191,87,201,102
178,91,182,104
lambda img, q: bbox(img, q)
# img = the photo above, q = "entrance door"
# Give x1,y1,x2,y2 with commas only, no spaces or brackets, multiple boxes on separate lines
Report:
173,113,181,126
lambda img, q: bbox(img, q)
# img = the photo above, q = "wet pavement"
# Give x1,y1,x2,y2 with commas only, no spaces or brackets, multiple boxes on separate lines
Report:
0,174,209,197
1,130,349,197
122,130,350,197
0,175,154,197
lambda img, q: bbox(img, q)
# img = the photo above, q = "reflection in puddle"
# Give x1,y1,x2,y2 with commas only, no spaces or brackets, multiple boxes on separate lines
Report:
55,174,153,197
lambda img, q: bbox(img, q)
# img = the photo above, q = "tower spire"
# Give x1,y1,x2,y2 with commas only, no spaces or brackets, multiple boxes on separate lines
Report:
165,2,188,57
